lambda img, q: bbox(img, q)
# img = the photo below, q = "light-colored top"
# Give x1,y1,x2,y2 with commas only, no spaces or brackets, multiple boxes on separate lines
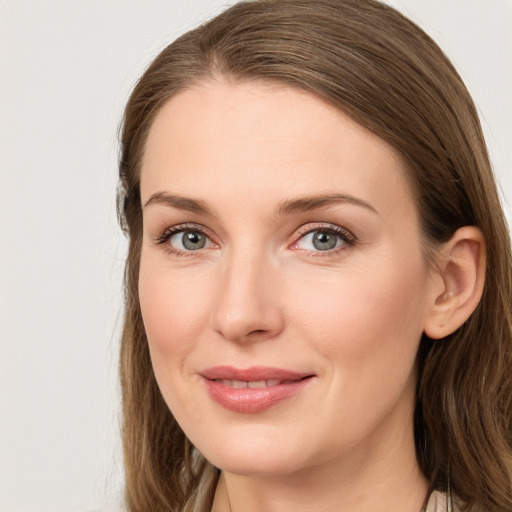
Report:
425,490,454,512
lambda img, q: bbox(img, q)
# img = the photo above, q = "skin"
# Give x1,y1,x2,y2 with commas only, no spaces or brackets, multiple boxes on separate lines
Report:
138,80,442,512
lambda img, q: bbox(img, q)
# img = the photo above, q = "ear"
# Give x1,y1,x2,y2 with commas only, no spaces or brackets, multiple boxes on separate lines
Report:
424,226,486,340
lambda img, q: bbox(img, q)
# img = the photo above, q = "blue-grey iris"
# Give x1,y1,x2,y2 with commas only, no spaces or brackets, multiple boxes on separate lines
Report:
312,231,338,251
182,231,206,250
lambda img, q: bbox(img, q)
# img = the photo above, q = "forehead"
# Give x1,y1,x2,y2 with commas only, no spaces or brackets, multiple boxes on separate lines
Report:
140,79,414,221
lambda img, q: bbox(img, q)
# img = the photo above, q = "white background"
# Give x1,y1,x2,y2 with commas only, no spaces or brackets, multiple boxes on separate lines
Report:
0,1,510,511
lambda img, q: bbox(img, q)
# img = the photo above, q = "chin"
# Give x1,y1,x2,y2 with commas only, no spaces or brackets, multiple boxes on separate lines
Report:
193,427,311,477
208,451,305,478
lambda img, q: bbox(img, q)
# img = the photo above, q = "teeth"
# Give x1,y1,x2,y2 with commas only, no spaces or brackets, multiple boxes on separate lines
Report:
216,379,285,388
248,380,266,388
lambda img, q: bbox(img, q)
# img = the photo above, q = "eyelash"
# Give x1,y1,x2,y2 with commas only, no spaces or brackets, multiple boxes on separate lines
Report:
154,222,357,257
154,223,217,257
291,223,357,256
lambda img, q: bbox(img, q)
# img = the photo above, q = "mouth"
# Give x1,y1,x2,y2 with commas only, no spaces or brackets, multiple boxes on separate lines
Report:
200,366,315,413
212,378,303,388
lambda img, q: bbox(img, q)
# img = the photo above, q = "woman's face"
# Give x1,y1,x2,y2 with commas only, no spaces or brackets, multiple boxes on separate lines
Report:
139,80,437,476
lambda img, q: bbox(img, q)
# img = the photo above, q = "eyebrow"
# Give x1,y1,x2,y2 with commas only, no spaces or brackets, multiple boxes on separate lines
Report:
143,191,378,217
276,193,379,216
143,192,211,215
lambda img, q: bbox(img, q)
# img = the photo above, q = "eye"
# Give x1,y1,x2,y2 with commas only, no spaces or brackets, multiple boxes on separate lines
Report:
154,224,215,254
169,230,210,251
291,225,356,253
297,230,343,251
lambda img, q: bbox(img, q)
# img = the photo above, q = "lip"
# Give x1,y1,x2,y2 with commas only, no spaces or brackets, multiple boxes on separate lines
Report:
200,366,315,413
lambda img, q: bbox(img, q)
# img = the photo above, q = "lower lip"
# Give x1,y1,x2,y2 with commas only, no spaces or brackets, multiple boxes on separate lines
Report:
203,378,312,413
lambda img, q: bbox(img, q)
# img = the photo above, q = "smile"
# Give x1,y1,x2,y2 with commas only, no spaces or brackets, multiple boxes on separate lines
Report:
214,378,297,388
201,366,314,413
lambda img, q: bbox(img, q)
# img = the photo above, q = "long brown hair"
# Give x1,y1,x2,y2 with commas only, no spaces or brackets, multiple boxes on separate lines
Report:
117,1,512,510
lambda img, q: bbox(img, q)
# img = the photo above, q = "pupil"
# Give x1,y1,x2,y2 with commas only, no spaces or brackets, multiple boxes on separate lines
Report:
182,231,206,250
313,231,337,251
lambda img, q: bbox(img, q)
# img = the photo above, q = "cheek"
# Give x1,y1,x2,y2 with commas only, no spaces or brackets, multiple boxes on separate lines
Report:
138,258,215,419
288,255,428,371
138,255,211,367
283,258,428,446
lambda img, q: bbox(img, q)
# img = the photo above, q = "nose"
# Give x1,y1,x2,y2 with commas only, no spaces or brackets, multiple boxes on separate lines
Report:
210,249,284,343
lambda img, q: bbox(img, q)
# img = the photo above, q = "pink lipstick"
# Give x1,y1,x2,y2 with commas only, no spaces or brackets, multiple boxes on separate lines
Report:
201,366,314,413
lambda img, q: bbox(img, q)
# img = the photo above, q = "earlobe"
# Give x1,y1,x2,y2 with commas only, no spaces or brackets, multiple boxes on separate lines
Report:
424,226,486,340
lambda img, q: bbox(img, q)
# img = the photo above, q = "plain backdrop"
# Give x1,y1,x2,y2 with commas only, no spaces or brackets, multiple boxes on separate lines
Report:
0,1,510,511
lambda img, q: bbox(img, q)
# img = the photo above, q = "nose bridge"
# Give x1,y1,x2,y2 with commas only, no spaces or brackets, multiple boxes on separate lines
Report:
211,244,283,342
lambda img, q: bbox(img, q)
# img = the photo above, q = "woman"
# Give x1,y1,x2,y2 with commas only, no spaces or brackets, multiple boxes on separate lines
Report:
117,0,512,511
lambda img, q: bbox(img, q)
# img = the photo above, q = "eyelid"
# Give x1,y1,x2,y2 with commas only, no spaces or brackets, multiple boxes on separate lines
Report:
289,222,357,252
153,222,218,253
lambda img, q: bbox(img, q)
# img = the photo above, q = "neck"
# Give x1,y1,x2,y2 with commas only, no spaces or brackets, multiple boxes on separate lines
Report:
211,418,428,512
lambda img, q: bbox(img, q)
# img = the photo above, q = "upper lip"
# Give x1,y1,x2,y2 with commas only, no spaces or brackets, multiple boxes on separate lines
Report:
200,366,313,382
